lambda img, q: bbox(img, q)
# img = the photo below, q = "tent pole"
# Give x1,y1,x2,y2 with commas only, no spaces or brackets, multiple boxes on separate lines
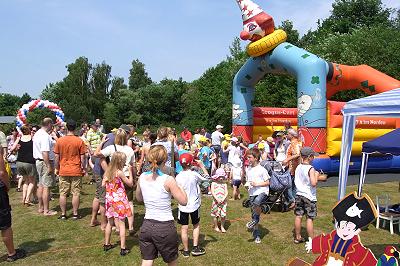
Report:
357,152,369,197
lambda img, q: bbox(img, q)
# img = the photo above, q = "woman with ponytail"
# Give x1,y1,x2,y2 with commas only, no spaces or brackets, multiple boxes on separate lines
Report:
136,145,187,266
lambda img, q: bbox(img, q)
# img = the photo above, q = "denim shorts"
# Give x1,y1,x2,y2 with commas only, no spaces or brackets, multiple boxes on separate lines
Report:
232,179,242,187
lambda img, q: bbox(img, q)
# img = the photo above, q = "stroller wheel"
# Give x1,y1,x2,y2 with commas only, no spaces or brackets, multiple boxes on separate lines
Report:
242,199,251,208
261,204,271,214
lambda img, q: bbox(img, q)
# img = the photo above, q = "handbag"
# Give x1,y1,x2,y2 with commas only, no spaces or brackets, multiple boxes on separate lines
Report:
269,170,292,192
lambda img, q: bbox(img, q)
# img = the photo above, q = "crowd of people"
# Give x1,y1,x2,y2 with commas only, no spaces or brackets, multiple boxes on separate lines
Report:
0,118,322,265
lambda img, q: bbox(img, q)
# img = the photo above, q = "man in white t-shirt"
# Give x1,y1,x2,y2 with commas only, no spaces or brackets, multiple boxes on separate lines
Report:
175,153,208,257
33,118,57,216
244,148,270,244
211,125,224,168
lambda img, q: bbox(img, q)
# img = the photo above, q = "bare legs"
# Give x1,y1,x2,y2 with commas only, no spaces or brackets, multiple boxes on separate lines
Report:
294,216,314,240
213,217,226,232
1,228,15,256
22,176,34,204
104,218,127,249
91,198,106,230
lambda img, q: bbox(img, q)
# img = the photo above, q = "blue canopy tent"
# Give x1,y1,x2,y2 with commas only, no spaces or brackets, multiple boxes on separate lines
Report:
338,88,400,199
356,128,400,197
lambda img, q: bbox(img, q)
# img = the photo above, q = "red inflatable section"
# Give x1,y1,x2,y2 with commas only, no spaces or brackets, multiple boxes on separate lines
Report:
299,127,327,153
232,125,253,144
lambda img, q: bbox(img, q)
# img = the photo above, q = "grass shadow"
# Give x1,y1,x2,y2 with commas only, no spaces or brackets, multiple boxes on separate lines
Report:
19,238,55,255
247,224,270,242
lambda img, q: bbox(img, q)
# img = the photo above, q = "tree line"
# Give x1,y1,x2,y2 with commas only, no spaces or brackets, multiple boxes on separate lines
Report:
1,0,399,133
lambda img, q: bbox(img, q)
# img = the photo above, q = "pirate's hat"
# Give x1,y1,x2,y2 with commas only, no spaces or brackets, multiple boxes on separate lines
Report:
332,192,377,229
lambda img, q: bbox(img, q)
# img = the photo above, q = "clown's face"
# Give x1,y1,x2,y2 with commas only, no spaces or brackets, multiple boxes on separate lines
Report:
240,21,264,41
336,221,361,240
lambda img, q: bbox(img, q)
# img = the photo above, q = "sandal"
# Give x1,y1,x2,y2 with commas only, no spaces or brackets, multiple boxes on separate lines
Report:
71,214,82,220
103,244,114,252
58,215,68,220
294,237,306,244
120,248,130,256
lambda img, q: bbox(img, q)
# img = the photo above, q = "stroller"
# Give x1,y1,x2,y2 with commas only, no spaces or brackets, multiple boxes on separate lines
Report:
242,160,292,213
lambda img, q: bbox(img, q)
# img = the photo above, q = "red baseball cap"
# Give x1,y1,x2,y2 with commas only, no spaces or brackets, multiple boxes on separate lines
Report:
179,153,194,165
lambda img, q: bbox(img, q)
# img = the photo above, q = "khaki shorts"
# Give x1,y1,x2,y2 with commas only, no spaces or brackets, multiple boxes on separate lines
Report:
16,161,38,178
94,175,105,204
59,176,82,196
36,161,54,188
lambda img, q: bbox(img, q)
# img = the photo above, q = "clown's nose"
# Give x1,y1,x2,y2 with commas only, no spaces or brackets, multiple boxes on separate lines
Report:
240,31,251,40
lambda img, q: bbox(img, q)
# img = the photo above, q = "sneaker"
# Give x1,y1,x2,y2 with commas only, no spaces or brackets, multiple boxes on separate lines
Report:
181,250,190,258
246,220,257,229
6,249,26,262
191,246,206,256
254,236,261,244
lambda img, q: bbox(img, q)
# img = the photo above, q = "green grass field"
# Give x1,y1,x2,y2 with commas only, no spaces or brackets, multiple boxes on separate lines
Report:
1,180,399,265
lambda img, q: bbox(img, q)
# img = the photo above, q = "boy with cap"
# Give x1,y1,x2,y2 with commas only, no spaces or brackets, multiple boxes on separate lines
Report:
175,153,209,257
293,147,319,244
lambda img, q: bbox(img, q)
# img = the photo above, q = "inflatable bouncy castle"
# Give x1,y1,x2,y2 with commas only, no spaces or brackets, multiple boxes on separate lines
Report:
232,0,400,173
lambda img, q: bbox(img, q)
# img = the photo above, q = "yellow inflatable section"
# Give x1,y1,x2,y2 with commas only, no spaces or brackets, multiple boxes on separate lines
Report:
246,29,287,57
326,128,393,156
253,126,297,142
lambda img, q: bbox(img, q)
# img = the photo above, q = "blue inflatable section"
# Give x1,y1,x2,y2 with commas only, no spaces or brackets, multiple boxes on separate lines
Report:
233,42,328,128
313,155,400,174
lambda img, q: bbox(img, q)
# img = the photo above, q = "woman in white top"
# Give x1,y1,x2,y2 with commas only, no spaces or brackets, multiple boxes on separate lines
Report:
136,145,187,266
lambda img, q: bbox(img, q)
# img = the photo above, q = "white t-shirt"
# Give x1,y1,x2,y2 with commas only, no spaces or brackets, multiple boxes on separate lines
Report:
226,145,242,167
176,170,207,213
246,164,270,196
101,144,135,177
295,164,317,202
211,131,223,146
33,128,55,160
231,166,242,181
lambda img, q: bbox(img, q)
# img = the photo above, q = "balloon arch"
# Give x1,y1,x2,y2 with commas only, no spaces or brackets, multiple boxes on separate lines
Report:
16,99,65,129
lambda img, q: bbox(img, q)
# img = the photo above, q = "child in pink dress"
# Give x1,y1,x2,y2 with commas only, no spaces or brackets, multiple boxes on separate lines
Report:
210,168,228,232
102,152,133,256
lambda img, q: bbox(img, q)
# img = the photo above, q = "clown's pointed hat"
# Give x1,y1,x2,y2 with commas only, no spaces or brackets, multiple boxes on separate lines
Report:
236,0,264,22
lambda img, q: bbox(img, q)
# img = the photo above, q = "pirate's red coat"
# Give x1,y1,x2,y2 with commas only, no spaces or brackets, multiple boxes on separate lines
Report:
311,230,377,266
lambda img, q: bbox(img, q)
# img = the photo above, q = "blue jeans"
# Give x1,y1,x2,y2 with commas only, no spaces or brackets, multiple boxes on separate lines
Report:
284,175,296,203
250,192,267,224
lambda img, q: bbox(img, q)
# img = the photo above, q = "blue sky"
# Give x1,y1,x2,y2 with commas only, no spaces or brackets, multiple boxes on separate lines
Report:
0,0,399,97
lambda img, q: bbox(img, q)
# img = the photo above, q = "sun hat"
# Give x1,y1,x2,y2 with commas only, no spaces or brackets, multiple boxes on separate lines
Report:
231,137,238,142
300,146,319,157
199,136,208,143
216,125,224,129
211,168,227,180
179,153,194,165
266,137,274,143
119,124,131,134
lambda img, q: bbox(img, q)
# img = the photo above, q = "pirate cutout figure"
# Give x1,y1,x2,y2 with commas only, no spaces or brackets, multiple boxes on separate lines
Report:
305,192,378,266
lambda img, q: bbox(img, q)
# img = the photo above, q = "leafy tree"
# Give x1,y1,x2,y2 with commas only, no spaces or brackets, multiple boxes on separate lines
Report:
89,62,112,118
109,76,127,103
278,20,300,46
128,59,152,91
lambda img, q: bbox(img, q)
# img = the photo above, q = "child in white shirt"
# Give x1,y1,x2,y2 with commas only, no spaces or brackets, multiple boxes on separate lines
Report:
244,148,270,244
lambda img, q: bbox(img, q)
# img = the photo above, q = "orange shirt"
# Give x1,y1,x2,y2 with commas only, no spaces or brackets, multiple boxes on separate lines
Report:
287,138,302,176
54,135,86,176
